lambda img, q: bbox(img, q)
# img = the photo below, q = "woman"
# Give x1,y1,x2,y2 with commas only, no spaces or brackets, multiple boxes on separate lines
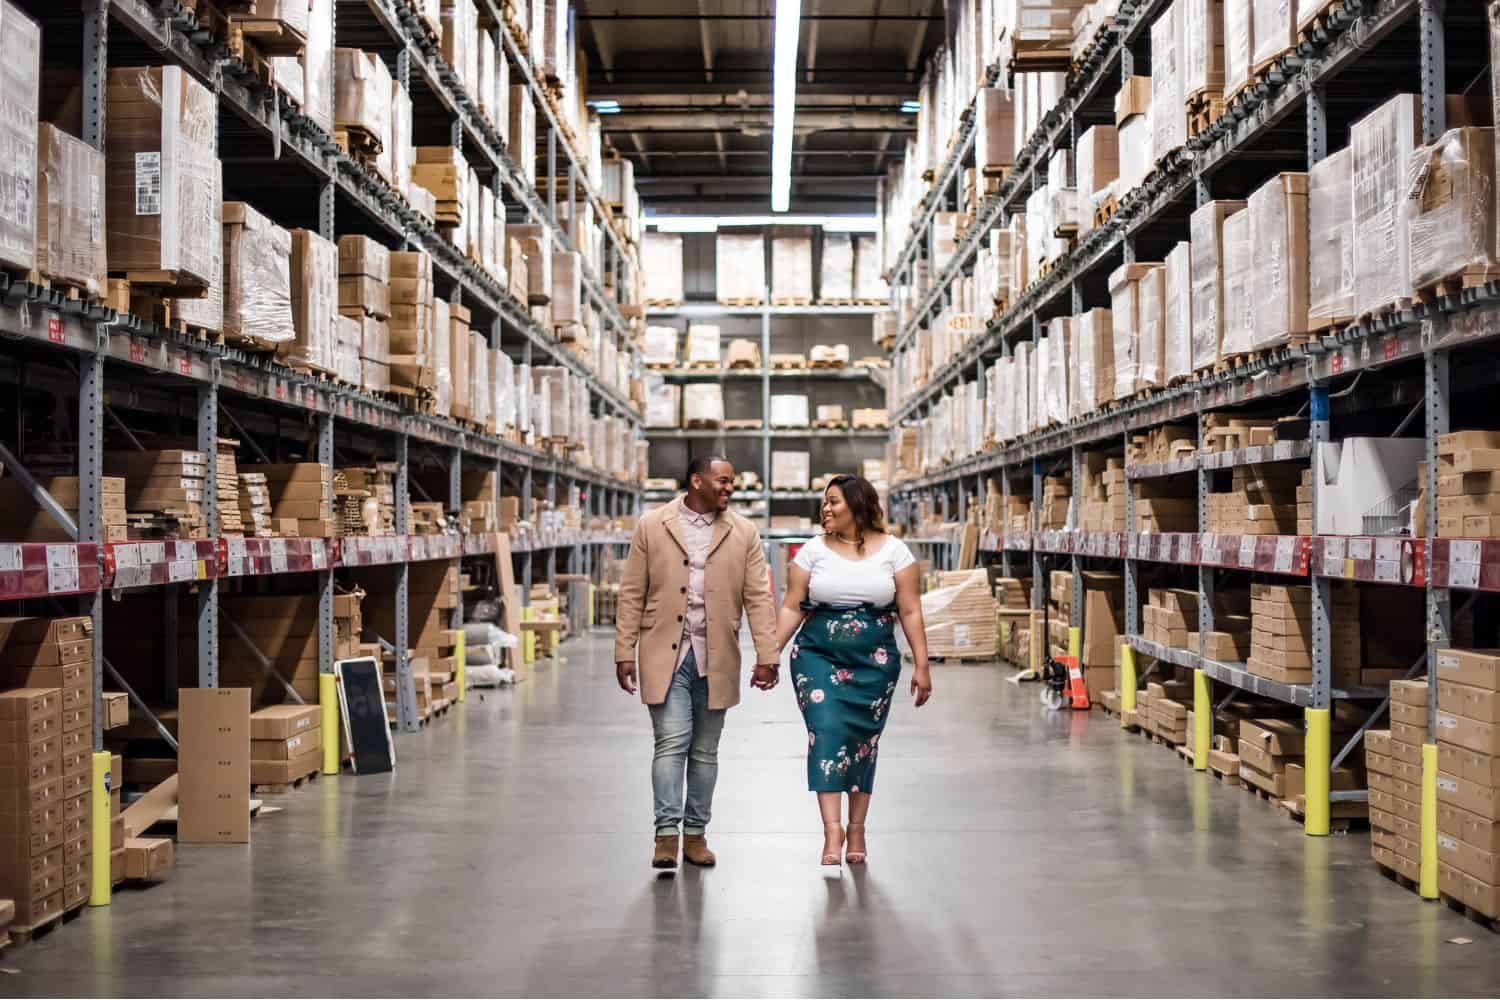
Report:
772,474,932,866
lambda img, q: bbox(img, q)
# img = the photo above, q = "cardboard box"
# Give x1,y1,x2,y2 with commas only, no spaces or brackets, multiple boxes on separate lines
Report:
1438,712,1500,756
123,836,173,881
251,727,321,762
1439,771,1500,821
177,688,250,843
1437,648,1500,691
1351,94,1422,317
0,688,61,725
249,704,321,741
250,746,322,785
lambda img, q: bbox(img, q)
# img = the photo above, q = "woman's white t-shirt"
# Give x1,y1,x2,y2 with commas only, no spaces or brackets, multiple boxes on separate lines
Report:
792,534,916,607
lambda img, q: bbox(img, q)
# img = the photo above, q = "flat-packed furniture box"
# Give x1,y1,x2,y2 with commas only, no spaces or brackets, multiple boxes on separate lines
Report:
239,462,334,538
389,250,436,393
178,687,250,843
1247,582,1361,686
1406,127,1498,295
922,569,998,660
35,123,106,297
223,202,294,349
1308,147,1355,331
0,0,39,275
106,65,217,292
1189,200,1247,371
0,686,65,927
337,235,391,320
334,49,392,180
716,231,765,303
1245,172,1310,352
283,229,339,375
0,475,126,542
1351,94,1421,319
1432,647,1500,914
249,705,321,786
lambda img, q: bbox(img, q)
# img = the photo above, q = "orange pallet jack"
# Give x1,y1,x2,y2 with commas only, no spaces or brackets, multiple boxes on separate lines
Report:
1039,578,1091,711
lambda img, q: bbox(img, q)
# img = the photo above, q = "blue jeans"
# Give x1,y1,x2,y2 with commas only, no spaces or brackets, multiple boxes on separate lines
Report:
648,649,726,836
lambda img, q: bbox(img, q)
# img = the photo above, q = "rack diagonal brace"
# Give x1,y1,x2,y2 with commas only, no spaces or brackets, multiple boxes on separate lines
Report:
223,615,307,705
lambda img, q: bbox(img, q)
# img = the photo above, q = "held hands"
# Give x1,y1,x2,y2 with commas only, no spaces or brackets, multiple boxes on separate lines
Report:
615,660,638,695
911,666,933,707
750,664,780,690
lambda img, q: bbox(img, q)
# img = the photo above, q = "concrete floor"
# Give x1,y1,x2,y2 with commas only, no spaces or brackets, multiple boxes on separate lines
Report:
8,631,1500,996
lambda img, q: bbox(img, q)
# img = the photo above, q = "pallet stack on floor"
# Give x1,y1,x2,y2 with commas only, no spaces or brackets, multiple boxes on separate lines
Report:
1434,648,1500,919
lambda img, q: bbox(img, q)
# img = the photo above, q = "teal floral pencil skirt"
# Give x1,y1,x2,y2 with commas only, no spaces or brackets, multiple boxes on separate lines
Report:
790,601,901,794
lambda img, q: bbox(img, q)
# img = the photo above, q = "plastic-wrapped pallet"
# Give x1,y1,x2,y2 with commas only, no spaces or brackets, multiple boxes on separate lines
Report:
1249,172,1311,350
334,49,391,165
644,381,679,428
508,84,535,185
1118,111,1153,194
1352,94,1421,318
1008,214,1028,294
1224,0,1252,96
683,385,724,426
919,569,997,660
530,369,550,439
975,87,1016,173
552,250,582,325
716,231,766,302
429,301,451,417
1219,208,1254,358
1047,148,1079,235
494,351,515,430
1138,265,1166,390
443,0,479,95
1252,0,1295,72
1308,148,1354,330
105,66,217,288
643,325,678,367
515,363,531,435
1042,317,1070,426
1068,310,1100,420
819,233,854,301
1076,125,1119,236
1183,0,1225,98
853,235,888,301
334,315,363,386
1189,200,1246,371
772,452,810,490
172,162,222,334
1405,127,1497,295
770,394,810,428
535,366,570,442
1109,264,1149,399
1151,2,1186,164
685,325,721,367
1012,340,1033,436
359,315,389,392
1164,242,1193,382
284,229,339,374
35,124,106,298
642,230,683,303
302,0,334,133
771,230,814,302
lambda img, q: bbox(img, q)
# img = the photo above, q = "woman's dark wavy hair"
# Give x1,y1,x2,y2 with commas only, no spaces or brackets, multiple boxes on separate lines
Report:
823,474,886,554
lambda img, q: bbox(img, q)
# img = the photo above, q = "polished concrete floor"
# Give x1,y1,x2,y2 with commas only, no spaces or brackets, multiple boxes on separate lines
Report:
9,632,1500,996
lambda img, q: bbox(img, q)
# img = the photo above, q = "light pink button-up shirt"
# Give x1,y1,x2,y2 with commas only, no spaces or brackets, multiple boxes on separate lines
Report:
677,499,716,677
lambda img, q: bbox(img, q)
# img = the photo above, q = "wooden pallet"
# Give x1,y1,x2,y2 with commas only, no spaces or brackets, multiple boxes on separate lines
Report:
771,296,812,307
684,418,722,430
808,359,848,370
642,361,675,370
726,360,760,370
10,904,84,946
810,419,847,430
253,765,321,795
685,360,722,371
1414,268,1500,306
334,123,384,160
1305,315,1353,340
1350,299,1414,329
1297,0,1347,43
231,15,306,55
717,297,764,307
769,358,806,371
1375,858,1421,893
115,268,210,297
1092,194,1119,229
1440,893,1500,932
1009,46,1073,74
1186,88,1226,139
722,418,762,430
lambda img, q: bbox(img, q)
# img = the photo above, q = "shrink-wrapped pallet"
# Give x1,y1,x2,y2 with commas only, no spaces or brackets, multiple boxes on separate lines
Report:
975,87,1016,173
853,235,888,301
682,384,724,426
919,569,998,660
494,351,515,429
1224,0,1253,96
1151,2,1186,164
334,315,363,386
1076,125,1119,236
515,362,531,435
1252,0,1295,71
1070,308,1111,419
534,366,569,441
716,231,766,302
1119,112,1153,194
105,66,217,288
334,50,391,171
173,162,222,333
644,381,679,428
1189,200,1246,371
551,250,582,325
685,325,721,367
1138,264,1166,390
283,229,338,374
442,0,479,95
303,0,334,134
1249,172,1310,349
223,202,293,346
819,233,854,301
508,84,535,185
1352,94,1421,318
771,230,814,302
0,0,38,274
1109,264,1151,398
529,368,550,439
35,123,106,297
431,299,452,417
642,230,683,303
471,331,492,430
643,325,679,367
390,80,413,197
1041,317,1070,425
1308,148,1355,329
479,32,497,129
1183,0,1225,97
358,315,389,392
770,394,810,428
389,250,435,392
771,452,811,491
1219,208,1254,358
1406,127,1497,294
1164,242,1193,382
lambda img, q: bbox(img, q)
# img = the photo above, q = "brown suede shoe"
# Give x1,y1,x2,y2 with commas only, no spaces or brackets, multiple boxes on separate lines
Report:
652,833,679,869
683,834,717,867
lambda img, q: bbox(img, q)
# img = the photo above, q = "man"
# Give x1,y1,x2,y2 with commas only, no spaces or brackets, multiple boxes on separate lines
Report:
614,455,779,869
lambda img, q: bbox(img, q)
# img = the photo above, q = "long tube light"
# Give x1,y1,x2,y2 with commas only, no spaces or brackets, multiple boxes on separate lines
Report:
647,215,878,232
770,0,802,212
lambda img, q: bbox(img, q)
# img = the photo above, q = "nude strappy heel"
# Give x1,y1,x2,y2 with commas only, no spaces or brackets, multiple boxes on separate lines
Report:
822,822,845,866
845,823,867,864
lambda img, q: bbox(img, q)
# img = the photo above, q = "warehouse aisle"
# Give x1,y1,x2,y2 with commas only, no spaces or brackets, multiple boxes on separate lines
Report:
10,635,1500,996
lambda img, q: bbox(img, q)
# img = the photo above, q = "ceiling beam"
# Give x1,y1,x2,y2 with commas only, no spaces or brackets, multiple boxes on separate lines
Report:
576,13,943,19
696,0,715,83
588,82,918,98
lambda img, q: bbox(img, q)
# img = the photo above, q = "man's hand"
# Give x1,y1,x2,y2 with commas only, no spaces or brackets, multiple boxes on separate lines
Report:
750,664,780,690
616,660,638,695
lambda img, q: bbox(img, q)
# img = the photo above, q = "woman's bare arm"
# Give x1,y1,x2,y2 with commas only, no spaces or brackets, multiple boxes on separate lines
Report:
894,563,932,706
776,563,811,654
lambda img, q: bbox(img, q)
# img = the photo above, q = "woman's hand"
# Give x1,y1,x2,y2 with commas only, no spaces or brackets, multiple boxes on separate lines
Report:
910,666,932,707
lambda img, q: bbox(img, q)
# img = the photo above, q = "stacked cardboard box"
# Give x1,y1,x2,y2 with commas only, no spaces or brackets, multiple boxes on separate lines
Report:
921,569,998,660
389,251,436,397
0,475,126,542
249,705,322,787
0,687,65,928
336,465,396,536
1238,717,1306,798
1367,725,1423,882
337,235,391,323
1246,583,1361,686
106,449,208,540
1433,648,1500,916
282,229,339,376
1038,474,1070,530
221,202,294,351
1135,676,1194,742
1134,479,1196,532
240,463,334,538
1436,430,1500,537
1077,453,1127,531
238,471,273,537
215,440,242,535
1144,588,1197,649
1206,464,1301,534
1297,467,1313,534
1004,494,1032,535
1191,613,1253,662
1130,423,1196,465
1080,572,1124,692
35,123,107,298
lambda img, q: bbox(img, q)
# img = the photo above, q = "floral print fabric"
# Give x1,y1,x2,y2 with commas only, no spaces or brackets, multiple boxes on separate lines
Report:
791,601,901,793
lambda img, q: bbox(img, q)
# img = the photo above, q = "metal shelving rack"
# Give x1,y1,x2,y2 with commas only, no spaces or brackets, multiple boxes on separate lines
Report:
884,0,1493,875
4,0,648,808
643,299,889,528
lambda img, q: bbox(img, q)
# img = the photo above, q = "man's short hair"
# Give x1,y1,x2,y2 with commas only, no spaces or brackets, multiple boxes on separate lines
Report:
686,454,730,484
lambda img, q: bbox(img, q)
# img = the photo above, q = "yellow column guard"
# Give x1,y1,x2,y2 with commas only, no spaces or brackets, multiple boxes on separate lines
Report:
1303,707,1331,836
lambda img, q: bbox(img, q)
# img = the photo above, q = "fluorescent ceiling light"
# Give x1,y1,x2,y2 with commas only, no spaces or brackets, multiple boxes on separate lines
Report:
589,99,621,114
900,100,920,114
770,0,801,212
647,215,878,233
